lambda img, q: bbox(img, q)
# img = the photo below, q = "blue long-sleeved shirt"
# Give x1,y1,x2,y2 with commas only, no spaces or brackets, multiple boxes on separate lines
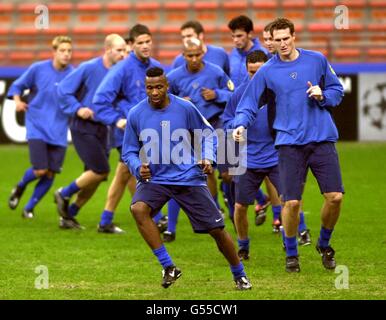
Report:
222,81,278,168
229,38,269,88
7,60,74,147
172,44,230,76
167,62,234,121
57,56,108,133
93,51,162,147
234,49,344,146
122,94,217,186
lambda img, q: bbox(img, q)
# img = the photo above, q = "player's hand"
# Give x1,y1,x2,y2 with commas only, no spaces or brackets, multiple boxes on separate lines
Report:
232,126,245,142
201,87,216,101
306,81,324,101
116,118,127,130
140,163,151,181
15,100,28,112
198,159,213,174
77,107,94,120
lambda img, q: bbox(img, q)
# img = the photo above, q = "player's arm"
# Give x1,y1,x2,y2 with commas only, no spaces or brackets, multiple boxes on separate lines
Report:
212,72,235,104
222,88,242,130
93,65,126,127
315,58,344,108
7,64,37,112
57,65,93,119
121,111,142,180
233,70,266,129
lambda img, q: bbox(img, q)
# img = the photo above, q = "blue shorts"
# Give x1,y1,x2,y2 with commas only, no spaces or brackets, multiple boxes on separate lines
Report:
71,126,110,174
234,165,281,205
278,142,344,201
28,139,66,173
132,183,225,233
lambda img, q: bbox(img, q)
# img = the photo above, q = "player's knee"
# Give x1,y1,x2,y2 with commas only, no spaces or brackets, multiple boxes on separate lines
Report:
93,171,109,181
235,202,247,213
34,169,48,177
285,200,301,212
325,192,343,206
130,202,150,221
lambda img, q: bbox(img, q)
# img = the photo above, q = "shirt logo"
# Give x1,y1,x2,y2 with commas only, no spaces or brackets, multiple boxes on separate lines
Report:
290,72,297,79
227,79,235,91
136,80,141,87
192,82,200,89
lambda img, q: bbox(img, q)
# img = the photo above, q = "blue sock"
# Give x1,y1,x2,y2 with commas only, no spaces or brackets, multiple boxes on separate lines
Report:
24,176,54,211
255,188,266,205
68,203,80,218
60,181,80,198
100,210,114,226
153,211,163,223
298,212,307,233
318,226,333,248
167,199,180,233
18,168,37,188
272,205,281,221
152,245,174,269
213,193,220,210
230,262,246,279
238,238,249,251
284,236,298,257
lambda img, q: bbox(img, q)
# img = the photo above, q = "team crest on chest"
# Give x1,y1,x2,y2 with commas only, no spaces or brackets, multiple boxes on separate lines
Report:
192,82,200,89
290,72,297,79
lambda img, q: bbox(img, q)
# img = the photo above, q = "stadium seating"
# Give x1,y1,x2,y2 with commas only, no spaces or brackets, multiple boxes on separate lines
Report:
2,0,385,66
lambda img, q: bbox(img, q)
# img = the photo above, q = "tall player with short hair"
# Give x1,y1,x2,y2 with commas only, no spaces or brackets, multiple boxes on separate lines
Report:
233,18,344,272
8,36,73,219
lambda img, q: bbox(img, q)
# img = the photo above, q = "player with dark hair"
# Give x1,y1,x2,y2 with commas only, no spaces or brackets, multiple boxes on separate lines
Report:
227,15,269,87
164,38,234,242
8,36,73,219
93,24,168,232
55,34,126,231
233,18,344,272
172,20,230,75
122,66,251,290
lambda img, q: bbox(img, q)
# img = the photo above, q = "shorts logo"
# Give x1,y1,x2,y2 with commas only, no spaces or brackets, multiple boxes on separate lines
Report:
290,72,297,79
215,218,222,222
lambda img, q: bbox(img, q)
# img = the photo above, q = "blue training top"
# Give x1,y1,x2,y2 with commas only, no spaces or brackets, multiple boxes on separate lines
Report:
57,56,108,133
172,44,230,76
229,38,269,88
167,61,234,121
122,94,217,186
93,51,162,147
222,80,278,169
7,59,74,147
234,48,344,146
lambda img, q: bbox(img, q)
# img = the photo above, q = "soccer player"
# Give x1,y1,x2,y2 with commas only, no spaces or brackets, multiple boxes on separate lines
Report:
164,38,234,242
223,50,311,261
227,15,269,88
260,21,311,238
7,36,73,219
55,34,126,231
233,18,344,272
171,20,230,75
93,24,168,232
122,67,252,290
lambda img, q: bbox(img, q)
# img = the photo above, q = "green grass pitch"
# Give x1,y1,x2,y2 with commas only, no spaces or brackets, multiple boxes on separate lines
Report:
0,142,385,300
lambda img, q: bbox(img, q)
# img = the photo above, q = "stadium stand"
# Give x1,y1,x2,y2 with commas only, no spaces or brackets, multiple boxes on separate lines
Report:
1,0,385,66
